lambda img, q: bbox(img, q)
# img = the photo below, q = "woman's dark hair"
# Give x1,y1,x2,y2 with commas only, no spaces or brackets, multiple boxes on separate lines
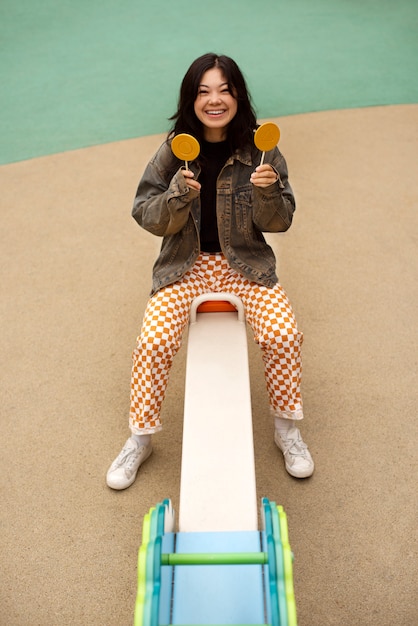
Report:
169,53,257,153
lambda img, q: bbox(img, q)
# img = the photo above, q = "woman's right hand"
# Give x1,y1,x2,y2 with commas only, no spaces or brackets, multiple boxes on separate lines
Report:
182,169,201,191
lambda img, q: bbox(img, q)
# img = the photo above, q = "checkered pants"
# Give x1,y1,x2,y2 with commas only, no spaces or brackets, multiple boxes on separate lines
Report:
130,253,304,434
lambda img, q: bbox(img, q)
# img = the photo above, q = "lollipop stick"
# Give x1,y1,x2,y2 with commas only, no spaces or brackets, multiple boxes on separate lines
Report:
185,161,188,170
259,152,265,166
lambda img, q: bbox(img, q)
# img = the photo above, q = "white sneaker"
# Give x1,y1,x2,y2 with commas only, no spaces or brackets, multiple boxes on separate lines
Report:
106,437,153,490
274,426,314,478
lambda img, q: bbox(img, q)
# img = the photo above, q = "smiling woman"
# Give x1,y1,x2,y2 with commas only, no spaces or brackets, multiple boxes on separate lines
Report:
106,52,315,492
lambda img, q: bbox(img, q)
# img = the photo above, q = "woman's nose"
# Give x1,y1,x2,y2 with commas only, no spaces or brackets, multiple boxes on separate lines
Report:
208,92,221,104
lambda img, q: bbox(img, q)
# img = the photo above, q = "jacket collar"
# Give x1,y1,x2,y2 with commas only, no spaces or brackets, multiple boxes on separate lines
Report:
229,147,254,167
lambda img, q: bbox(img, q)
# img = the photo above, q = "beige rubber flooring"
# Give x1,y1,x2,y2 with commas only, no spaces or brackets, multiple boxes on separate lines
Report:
1,104,417,625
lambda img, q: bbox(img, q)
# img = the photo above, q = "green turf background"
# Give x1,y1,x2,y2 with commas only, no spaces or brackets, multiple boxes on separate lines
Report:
1,0,417,164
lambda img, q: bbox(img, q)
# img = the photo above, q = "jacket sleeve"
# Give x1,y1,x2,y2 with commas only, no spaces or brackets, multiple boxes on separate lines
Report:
251,147,296,233
132,143,200,236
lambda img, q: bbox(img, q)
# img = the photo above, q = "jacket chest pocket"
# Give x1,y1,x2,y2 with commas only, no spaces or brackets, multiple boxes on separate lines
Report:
233,188,253,233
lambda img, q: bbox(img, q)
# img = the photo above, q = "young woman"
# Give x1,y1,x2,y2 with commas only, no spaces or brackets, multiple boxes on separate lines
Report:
106,53,314,490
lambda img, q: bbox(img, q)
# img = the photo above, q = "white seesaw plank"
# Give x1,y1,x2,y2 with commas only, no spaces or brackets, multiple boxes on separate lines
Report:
178,293,258,532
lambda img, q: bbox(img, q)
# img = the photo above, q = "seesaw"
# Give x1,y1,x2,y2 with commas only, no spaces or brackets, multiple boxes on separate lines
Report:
134,292,298,626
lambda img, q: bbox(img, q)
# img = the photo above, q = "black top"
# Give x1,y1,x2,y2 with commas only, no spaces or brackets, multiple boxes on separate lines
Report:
199,140,232,253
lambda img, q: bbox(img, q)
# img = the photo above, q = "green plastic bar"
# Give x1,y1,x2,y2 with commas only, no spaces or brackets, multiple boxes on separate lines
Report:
161,552,268,566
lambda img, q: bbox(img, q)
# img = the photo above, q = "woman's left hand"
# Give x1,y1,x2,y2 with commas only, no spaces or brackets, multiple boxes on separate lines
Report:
250,164,278,188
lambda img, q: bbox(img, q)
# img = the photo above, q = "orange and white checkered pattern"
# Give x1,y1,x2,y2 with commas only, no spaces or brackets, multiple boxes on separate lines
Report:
130,253,304,434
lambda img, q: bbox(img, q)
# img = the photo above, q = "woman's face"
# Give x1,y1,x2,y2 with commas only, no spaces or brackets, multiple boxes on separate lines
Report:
194,67,238,142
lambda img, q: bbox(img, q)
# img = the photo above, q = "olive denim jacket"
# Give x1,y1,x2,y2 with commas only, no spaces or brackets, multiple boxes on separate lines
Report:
132,139,296,295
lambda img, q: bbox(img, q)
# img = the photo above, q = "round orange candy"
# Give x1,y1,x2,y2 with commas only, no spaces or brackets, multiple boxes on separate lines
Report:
254,123,281,152
171,134,200,161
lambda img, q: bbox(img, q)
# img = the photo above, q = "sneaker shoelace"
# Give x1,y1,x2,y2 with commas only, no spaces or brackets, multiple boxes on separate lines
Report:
282,433,309,458
115,441,140,469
